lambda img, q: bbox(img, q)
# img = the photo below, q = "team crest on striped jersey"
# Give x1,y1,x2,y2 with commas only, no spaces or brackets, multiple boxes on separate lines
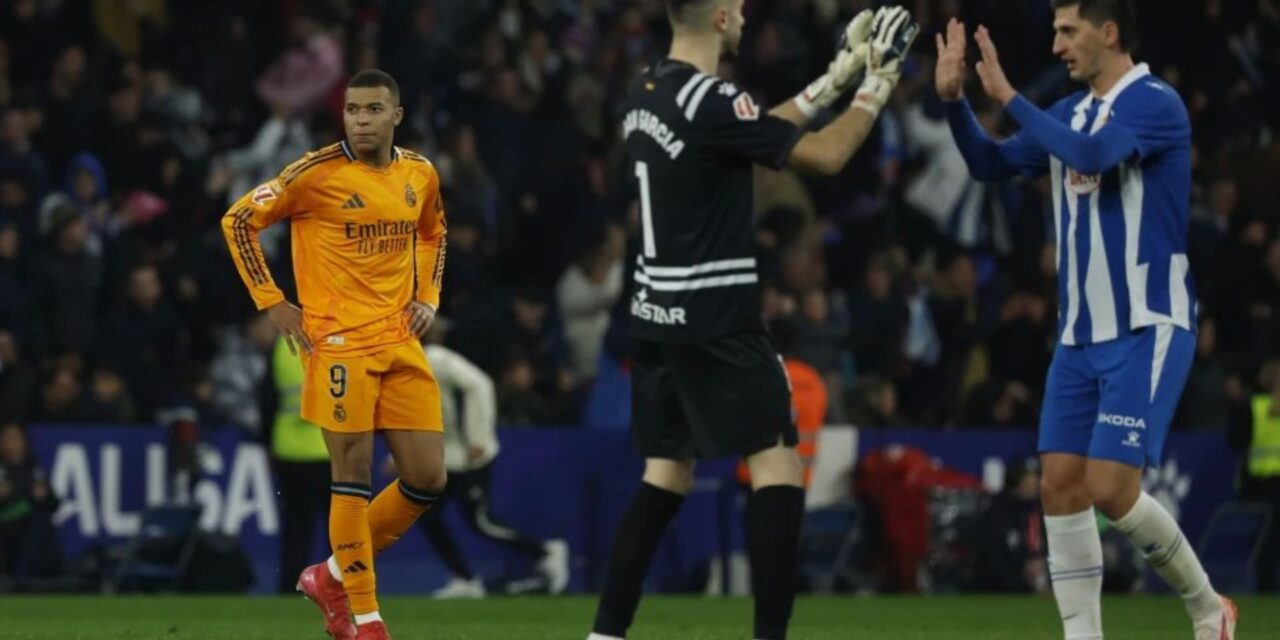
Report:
733,92,759,121
251,182,279,207
1065,168,1101,195
405,183,417,207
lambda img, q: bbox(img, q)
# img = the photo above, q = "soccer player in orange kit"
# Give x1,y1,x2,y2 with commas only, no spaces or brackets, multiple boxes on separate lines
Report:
221,69,446,640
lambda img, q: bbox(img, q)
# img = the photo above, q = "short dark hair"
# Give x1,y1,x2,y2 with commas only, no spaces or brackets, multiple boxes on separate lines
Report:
666,0,717,25
1052,0,1137,52
346,69,400,104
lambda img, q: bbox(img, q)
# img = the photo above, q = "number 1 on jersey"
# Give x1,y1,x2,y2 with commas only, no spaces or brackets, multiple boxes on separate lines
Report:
635,161,657,259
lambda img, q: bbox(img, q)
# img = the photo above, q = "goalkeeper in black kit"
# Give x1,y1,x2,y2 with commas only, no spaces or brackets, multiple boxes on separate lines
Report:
588,2,919,639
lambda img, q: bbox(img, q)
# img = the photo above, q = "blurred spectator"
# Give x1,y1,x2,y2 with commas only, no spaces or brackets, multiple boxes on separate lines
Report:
216,104,313,209
256,9,344,120
986,244,1056,398
0,331,35,424
916,250,984,425
0,171,38,242
0,422,61,581
790,288,849,378
36,45,95,179
850,252,909,384
30,205,102,357
465,288,575,419
29,366,85,423
1231,359,1280,592
0,108,50,210
102,264,185,421
497,355,560,426
963,380,1036,429
60,152,110,254
0,220,27,334
1177,316,1240,431
80,365,135,423
973,457,1046,593
902,98,1018,254
847,375,905,429
557,223,624,381
210,314,276,434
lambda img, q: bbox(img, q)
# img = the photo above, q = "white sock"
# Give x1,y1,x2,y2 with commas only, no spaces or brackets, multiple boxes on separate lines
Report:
586,634,624,640
327,555,342,582
1111,492,1220,621
355,611,383,626
1046,507,1104,640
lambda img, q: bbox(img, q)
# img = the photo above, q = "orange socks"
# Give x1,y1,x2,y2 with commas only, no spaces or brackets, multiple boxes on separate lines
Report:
329,480,440,616
330,483,376,614
369,480,441,554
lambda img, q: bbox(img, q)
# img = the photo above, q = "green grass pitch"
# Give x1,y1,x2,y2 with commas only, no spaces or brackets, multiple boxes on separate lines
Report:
0,595,1275,639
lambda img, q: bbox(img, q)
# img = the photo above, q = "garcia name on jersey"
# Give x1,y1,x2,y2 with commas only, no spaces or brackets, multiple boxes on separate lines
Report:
622,59,801,343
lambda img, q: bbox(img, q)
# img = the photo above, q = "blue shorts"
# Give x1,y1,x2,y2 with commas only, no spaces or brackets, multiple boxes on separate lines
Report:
1038,324,1195,468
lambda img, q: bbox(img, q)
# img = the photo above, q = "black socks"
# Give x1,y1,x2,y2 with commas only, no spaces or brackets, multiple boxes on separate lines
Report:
592,482,685,637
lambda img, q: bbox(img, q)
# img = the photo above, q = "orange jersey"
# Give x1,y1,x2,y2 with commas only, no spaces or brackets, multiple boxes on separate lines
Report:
222,141,446,354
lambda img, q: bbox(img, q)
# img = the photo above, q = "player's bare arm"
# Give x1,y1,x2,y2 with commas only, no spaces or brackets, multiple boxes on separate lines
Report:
786,6,920,175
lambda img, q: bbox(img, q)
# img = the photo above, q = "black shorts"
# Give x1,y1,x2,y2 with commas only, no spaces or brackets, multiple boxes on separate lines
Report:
631,331,797,460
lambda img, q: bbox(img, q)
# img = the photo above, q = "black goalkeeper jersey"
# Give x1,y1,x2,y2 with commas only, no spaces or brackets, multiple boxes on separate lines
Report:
622,58,802,343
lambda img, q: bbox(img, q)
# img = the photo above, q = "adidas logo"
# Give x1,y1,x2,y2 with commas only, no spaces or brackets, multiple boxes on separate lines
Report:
343,560,369,574
342,193,367,209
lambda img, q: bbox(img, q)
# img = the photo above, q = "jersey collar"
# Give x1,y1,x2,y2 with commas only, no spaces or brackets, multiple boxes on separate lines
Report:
1074,62,1151,114
339,139,401,166
656,57,699,78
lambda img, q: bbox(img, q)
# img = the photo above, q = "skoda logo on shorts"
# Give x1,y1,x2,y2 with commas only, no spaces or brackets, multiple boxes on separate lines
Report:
405,184,416,207
334,402,348,423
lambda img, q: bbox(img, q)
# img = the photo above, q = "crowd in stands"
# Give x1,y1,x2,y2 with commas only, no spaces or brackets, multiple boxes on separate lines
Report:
0,0,1276,436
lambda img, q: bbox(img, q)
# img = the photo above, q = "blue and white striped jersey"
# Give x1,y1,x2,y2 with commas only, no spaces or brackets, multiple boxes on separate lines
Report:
965,63,1195,346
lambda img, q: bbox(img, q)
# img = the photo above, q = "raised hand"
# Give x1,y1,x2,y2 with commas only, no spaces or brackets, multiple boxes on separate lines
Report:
853,5,921,117
973,25,1017,105
934,18,966,100
797,9,874,115
831,9,876,93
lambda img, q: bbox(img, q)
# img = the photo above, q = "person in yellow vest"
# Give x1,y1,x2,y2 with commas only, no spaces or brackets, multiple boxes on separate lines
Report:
268,334,332,593
1241,359,1280,592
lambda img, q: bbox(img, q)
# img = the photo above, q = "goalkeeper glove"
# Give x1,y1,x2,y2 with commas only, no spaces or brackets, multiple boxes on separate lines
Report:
852,6,921,117
793,9,874,118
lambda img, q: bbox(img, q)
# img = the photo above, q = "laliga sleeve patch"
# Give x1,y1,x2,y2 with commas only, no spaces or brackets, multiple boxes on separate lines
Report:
251,182,280,207
733,92,759,121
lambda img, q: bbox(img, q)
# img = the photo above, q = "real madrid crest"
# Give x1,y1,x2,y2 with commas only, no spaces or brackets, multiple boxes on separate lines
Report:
334,402,347,423
405,184,417,207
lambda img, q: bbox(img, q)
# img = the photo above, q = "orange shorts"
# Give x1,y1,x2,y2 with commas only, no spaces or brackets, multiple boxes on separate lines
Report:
300,338,443,433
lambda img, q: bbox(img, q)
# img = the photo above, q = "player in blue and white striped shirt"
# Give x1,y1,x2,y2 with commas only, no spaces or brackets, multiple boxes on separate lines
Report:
936,1,1237,638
